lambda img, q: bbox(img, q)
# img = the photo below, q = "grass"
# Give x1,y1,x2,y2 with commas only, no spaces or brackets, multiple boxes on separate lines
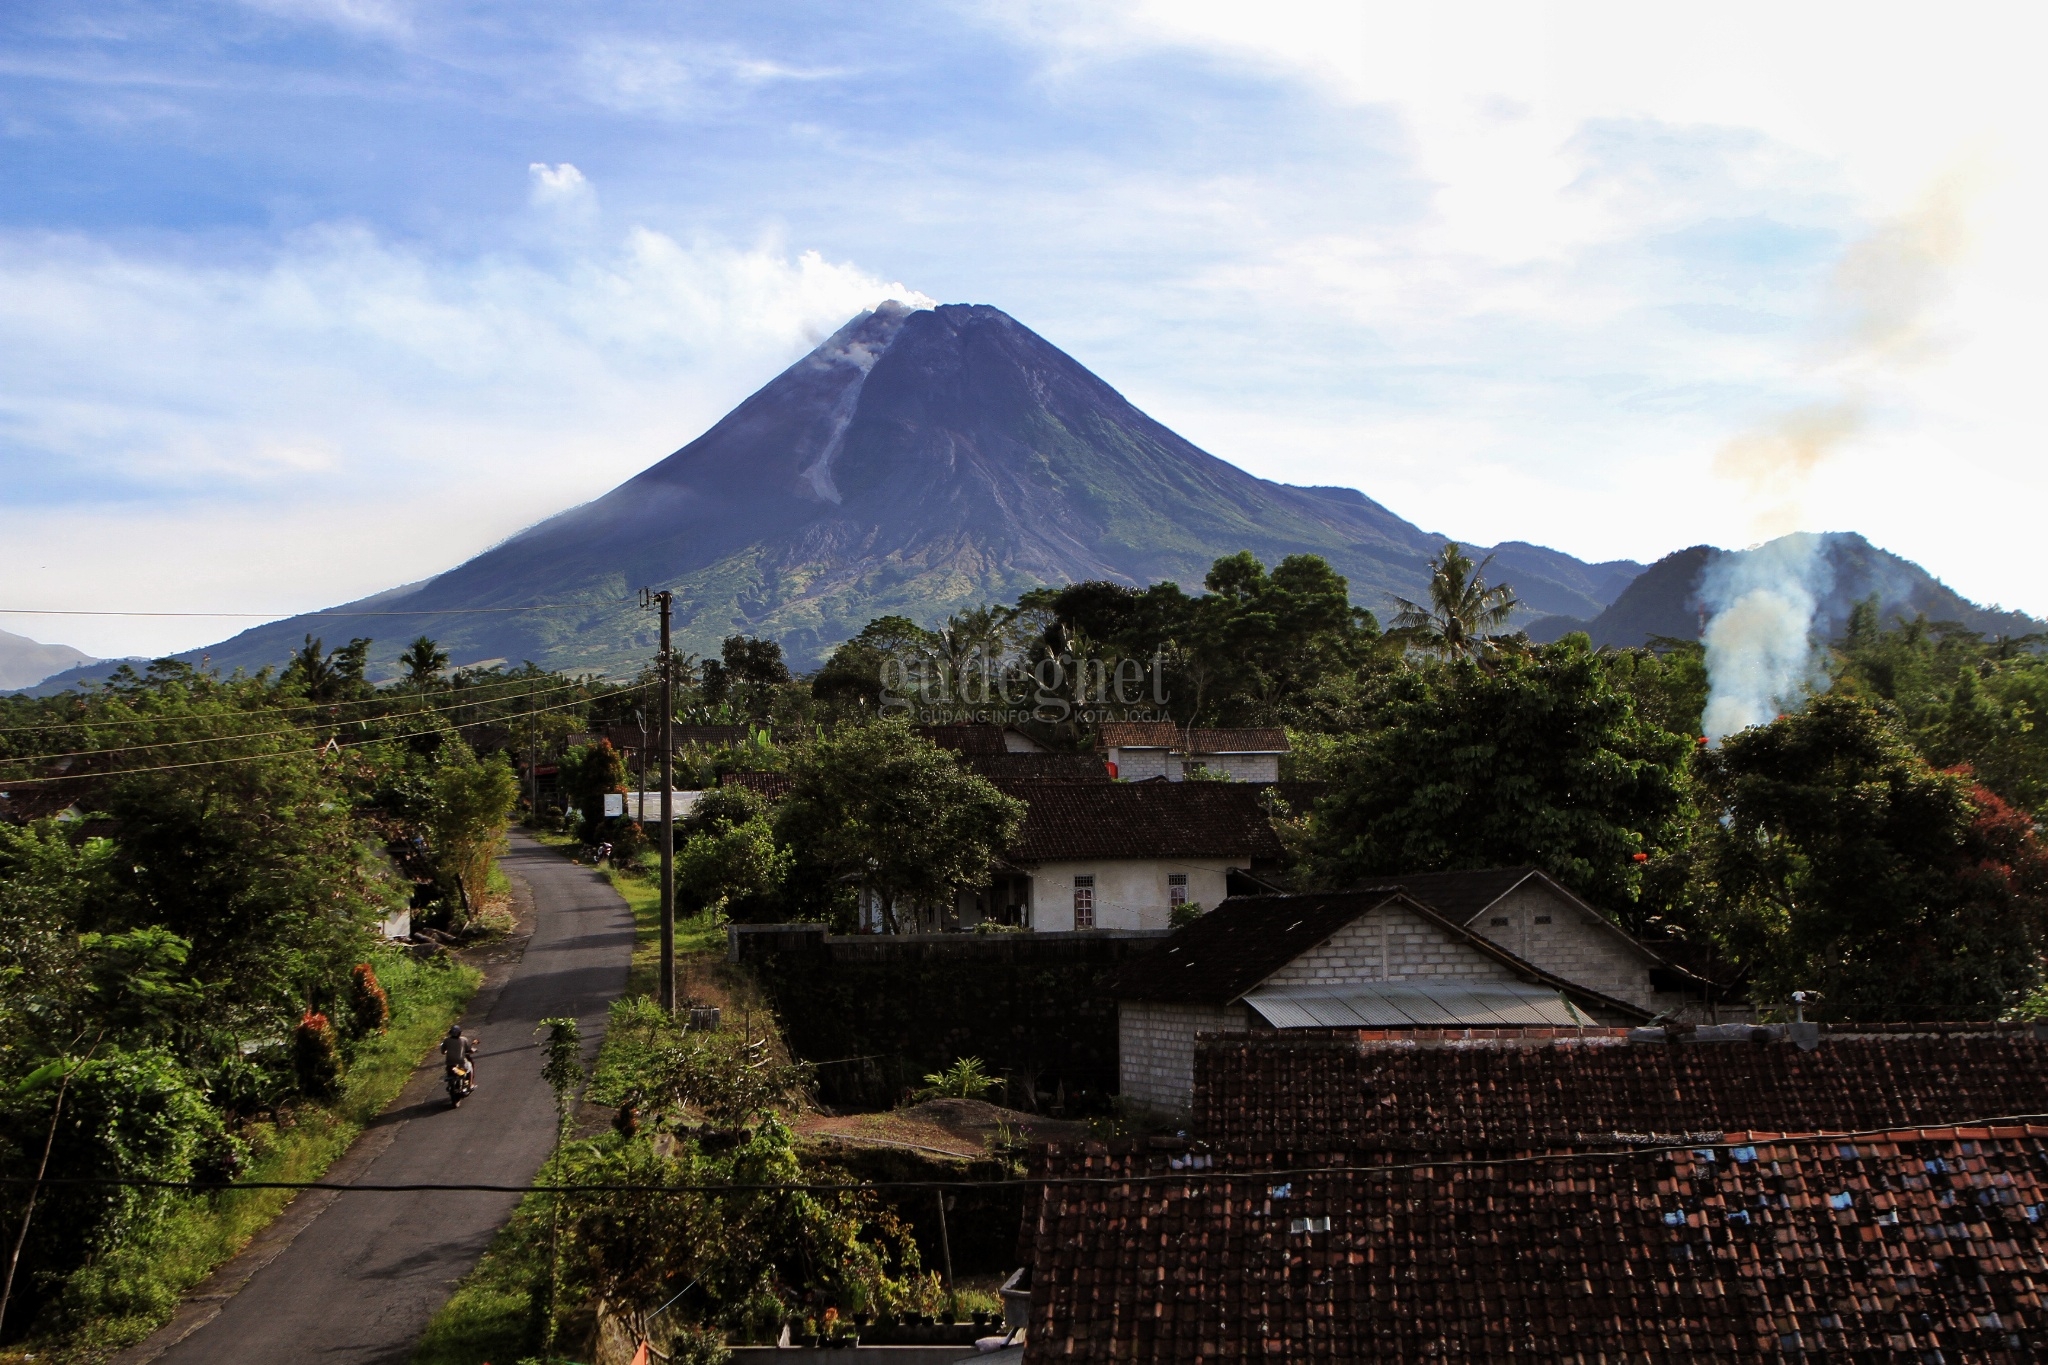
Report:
20,948,482,1364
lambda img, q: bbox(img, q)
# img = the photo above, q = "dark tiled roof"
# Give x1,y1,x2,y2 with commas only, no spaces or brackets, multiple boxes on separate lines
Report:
959,752,1111,786
1107,891,1652,1022
1094,721,1181,750
1009,782,1286,866
1021,1125,2048,1362
1188,727,1288,753
1102,890,1402,1005
719,771,793,798
1365,865,1540,922
1195,1025,2048,1147
916,723,1012,754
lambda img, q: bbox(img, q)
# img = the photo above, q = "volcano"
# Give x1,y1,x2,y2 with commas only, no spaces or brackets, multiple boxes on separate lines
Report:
56,302,1650,682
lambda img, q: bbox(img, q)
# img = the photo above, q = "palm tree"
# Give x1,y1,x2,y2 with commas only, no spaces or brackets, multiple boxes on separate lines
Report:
398,635,450,689
1391,543,1521,659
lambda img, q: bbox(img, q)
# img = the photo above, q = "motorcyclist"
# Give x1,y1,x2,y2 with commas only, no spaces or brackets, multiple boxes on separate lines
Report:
441,1023,479,1086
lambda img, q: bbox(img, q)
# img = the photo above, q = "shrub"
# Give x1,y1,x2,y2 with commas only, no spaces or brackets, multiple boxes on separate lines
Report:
293,1011,343,1099
349,962,390,1037
915,1057,1000,1102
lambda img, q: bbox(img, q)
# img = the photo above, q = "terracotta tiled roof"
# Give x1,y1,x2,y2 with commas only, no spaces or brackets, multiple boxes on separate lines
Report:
1021,1125,2048,1361
1187,727,1288,753
1008,782,1286,865
1106,891,1652,1022
718,771,793,798
1094,721,1181,750
1195,1025,2048,1147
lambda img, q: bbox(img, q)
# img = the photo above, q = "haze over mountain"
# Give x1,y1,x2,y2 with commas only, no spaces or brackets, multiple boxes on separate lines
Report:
0,628,98,692
39,302,1650,685
21,302,2031,696
1526,534,2043,649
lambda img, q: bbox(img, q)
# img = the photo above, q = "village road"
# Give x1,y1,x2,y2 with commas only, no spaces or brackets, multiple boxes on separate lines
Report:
145,832,634,1365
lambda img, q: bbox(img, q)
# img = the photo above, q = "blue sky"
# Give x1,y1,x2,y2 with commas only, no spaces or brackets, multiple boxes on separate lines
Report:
2,1,2041,656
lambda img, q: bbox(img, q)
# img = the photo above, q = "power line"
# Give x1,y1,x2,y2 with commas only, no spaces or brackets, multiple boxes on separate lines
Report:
3,1116,2042,1197
0,679,591,763
0,691,603,787
0,671,611,737
0,604,617,619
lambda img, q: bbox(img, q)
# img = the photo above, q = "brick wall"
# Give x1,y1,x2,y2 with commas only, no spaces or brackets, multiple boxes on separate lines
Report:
1261,902,1515,988
1118,999,1251,1120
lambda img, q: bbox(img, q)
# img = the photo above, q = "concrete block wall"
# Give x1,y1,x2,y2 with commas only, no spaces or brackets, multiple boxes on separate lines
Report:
1189,753,1280,783
1462,884,1656,1008
1261,905,1516,988
1119,999,1250,1119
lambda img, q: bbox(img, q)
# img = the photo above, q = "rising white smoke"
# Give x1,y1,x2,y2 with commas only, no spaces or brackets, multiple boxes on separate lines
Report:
1699,533,1834,743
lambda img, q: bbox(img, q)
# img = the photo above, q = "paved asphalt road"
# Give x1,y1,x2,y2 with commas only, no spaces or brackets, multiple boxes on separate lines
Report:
150,833,634,1365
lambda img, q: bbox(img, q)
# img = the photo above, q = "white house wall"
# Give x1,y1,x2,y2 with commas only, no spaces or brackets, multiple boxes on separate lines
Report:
1119,999,1249,1121
1031,859,1234,932
1189,754,1281,783
1109,747,1177,781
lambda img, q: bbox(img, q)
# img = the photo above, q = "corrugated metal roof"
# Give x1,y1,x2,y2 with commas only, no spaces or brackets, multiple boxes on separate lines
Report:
1241,980,1583,1029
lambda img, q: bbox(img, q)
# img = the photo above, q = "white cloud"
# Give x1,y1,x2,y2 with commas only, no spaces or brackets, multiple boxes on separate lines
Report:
979,0,2048,613
528,161,595,210
0,222,931,656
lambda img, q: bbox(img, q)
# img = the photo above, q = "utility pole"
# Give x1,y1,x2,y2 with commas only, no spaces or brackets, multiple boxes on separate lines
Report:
526,675,538,818
641,588,677,1013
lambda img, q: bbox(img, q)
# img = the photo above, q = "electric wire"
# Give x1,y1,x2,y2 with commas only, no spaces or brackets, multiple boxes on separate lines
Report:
0,604,615,618
0,679,593,762
4,1114,2044,1197
0,690,604,786
0,668,630,738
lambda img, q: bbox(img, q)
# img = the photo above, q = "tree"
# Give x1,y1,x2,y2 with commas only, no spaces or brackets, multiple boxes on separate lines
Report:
675,789,790,922
812,617,937,713
280,635,372,702
426,743,519,919
1700,694,2048,1020
1308,639,1693,917
397,636,449,689
703,636,792,719
563,740,630,842
1390,542,1519,660
773,720,1025,932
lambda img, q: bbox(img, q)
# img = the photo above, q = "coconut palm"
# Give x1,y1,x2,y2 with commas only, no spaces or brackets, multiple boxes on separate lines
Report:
398,635,450,689
1390,542,1521,659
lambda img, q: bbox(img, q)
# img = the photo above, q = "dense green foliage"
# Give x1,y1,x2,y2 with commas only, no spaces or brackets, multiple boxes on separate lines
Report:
0,646,569,1343
773,720,1025,932
1307,640,1694,916
558,998,935,1348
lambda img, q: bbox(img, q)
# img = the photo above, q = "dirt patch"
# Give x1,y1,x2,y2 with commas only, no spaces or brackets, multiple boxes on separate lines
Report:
798,1098,1085,1159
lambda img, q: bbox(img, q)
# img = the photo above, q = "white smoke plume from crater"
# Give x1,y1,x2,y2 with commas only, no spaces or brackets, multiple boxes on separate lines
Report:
1699,533,1834,743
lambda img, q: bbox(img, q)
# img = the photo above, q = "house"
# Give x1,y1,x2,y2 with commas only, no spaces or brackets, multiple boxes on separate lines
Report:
1378,866,1707,1015
1017,1120,2048,1361
958,782,1286,933
1106,889,1653,1120
1194,1020,2048,1147
1018,1022,2048,1361
917,722,1046,754
1094,723,1289,782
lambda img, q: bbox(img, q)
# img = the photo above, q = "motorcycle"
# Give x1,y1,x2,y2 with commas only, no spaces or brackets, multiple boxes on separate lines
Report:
445,1056,475,1107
